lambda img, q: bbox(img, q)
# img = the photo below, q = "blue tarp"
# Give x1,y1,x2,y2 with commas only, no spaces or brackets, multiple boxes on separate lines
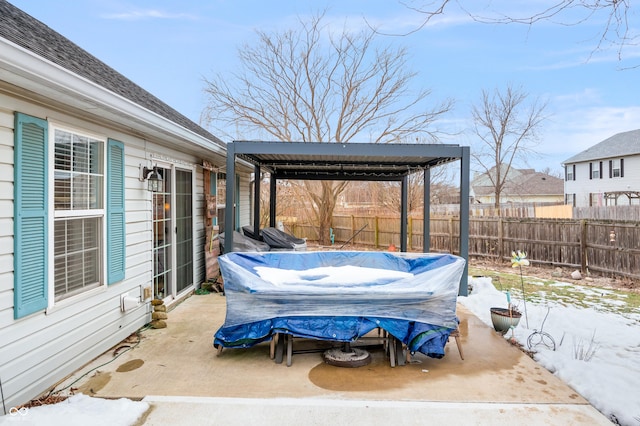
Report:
213,251,466,358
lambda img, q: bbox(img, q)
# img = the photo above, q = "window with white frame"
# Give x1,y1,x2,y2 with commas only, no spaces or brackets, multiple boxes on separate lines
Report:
565,193,575,206
591,162,600,179
566,165,574,181
589,192,602,207
612,159,621,177
53,127,104,300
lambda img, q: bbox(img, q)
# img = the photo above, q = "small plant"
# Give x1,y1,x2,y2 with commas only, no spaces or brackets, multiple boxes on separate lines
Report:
504,290,520,316
572,330,599,362
511,250,530,328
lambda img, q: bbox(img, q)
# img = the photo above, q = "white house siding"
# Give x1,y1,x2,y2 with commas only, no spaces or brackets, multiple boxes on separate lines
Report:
237,170,252,230
0,93,216,408
565,155,640,207
0,106,15,326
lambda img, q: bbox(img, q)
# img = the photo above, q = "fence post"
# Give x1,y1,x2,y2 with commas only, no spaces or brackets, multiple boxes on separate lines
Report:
498,217,503,262
580,219,587,273
374,216,379,248
448,217,454,253
351,215,355,242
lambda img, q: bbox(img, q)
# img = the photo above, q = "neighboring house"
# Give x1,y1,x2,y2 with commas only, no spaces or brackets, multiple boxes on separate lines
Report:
563,129,640,207
0,1,251,408
470,164,564,205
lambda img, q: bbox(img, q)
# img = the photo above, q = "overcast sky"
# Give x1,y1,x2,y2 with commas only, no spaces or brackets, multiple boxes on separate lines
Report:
9,0,640,175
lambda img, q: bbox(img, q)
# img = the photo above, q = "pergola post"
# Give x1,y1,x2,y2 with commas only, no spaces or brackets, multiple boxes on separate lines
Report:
459,146,470,296
423,167,431,253
400,175,408,252
224,142,236,253
252,164,261,237
269,174,277,227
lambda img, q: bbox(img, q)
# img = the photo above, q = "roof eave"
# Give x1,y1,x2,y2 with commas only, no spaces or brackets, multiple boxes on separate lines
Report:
0,38,226,159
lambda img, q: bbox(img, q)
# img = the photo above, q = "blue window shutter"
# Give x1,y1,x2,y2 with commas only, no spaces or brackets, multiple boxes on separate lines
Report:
107,139,125,284
14,113,48,318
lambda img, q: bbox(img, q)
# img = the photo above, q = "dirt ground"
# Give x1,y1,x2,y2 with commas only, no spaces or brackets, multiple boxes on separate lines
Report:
470,259,639,294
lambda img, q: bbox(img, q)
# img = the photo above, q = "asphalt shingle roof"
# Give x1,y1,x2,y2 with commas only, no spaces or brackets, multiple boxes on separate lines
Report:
472,167,564,197
563,129,640,164
0,0,224,148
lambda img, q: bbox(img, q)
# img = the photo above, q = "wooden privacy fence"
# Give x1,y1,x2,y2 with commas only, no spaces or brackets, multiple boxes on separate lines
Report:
288,215,640,280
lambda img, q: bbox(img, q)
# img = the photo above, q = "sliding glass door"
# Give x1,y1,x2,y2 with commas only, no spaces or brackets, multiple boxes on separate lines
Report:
175,169,193,293
152,167,194,300
152,168,172,299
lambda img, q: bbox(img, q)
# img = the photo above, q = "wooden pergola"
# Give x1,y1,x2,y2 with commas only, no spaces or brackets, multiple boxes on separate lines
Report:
604,190,640,205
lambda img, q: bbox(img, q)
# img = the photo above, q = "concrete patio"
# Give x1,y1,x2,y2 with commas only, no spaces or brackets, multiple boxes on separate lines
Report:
59,293,612,425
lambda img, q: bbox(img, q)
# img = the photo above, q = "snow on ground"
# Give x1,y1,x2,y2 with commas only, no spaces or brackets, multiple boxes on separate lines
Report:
0,394,148,426
461,276,640,426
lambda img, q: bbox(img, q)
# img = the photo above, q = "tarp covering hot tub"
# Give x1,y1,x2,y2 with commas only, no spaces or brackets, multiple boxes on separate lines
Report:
219,231,271,253
213,251,466,358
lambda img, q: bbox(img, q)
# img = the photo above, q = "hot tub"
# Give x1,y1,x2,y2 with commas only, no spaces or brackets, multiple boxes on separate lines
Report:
213,251,466,358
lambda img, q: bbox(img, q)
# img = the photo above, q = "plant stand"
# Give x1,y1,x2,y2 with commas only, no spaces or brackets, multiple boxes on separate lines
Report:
490,307,522,334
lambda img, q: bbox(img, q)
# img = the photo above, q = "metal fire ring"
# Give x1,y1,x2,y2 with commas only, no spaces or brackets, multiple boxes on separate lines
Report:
323,347,372,368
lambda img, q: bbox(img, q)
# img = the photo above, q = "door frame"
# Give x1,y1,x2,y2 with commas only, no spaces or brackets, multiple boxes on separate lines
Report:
151,163,196,302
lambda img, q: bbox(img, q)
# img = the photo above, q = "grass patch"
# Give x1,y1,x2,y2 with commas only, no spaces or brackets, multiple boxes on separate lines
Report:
469,266,640,317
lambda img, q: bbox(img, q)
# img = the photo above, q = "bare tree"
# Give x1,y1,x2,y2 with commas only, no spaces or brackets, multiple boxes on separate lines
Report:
202,13,453,244
374,164,456,214
388,1,635,64
375,174,424,215
470,84,548,210
369,133,456,214
541,166,563,179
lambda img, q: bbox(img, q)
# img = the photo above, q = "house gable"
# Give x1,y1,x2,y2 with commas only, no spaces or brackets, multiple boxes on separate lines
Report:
562,130,640,207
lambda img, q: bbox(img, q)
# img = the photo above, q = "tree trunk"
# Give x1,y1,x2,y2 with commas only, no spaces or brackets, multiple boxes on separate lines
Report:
317,181,338,245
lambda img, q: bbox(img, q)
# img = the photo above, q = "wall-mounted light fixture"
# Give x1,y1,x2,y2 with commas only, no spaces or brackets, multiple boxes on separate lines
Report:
609,229,616,243
140,165,163,192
